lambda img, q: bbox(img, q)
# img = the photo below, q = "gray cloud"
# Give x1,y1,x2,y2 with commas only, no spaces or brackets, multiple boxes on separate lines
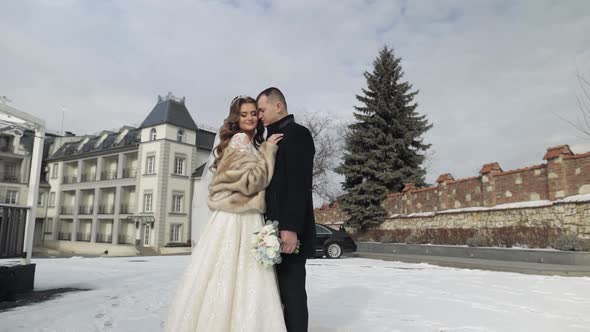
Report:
1,0,589,186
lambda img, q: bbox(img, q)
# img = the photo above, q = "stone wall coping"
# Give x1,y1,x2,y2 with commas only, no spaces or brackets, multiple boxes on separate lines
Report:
384,193,590,219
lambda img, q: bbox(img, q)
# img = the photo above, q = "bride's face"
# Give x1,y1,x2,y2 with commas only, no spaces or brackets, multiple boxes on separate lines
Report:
238,103,259,134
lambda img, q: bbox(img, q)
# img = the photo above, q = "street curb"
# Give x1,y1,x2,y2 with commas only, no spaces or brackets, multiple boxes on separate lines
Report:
352,252,590,277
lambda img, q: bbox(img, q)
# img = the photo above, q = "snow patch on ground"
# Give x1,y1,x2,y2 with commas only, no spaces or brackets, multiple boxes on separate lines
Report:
0,256,589,332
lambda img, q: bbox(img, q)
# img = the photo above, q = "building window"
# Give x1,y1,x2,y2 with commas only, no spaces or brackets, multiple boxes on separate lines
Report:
150,128,157,141
5,162,16,179
172,194,183,213
45,218,53,234
37,193,45,206
6,190,18,204
0,135,10,151
51,164,59,178
177,130,184,142
49,192,56,207
146,156,156,174
170,224,181,242
144,193,153,212
174,156,185,175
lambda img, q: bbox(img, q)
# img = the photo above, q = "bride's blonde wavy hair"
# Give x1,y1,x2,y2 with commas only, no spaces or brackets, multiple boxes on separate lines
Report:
211,96,264,171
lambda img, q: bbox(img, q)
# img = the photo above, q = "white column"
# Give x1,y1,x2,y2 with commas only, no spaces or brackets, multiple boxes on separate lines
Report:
117,153,125,179
77,160,82,183
112,186,122,244
71,189,80,241
22,127,44,264
96,156,104,181
91,188,99,242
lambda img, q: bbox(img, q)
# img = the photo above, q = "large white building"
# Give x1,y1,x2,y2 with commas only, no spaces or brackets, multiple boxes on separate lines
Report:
36,93,215,255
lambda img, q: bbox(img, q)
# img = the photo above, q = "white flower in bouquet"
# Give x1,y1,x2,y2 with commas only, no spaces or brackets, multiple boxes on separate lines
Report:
264,234,280,249
251,220,300,266
266,247,277,259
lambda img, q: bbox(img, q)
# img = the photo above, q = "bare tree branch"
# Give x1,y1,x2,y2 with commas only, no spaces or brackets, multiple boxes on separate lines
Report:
299,112,346,203
561,70,590,138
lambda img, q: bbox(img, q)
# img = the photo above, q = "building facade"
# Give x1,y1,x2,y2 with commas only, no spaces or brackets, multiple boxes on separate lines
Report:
0,126,50,249
39,94,214,255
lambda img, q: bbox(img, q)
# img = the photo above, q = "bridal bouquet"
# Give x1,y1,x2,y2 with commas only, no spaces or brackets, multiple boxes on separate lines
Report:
252,220,299,266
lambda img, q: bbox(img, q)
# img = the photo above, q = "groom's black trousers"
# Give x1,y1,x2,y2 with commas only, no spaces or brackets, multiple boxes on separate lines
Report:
276,260,308,332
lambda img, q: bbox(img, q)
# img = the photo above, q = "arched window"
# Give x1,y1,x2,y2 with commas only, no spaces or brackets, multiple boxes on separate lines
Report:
177,129,184,142
150,128,157,141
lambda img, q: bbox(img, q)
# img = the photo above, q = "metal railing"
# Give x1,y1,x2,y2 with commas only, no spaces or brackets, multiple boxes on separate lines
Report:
0,145,13,153
0,170,21,183
76,232,91,242
119,204,135,214
100,171,117,181
62,175,78,184
60,206,75,215
2,175,19,183
96,233,112,243
98,205,114,214
58,232,72,241
0,206,28,259
122,168,137,178
80,173,96,182
78,205,94,215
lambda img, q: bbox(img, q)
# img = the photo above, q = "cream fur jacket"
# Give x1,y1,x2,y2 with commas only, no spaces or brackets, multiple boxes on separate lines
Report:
207,133,277,213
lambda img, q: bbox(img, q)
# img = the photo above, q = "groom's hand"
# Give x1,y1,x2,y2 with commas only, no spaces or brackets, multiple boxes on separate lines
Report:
280,230,298,254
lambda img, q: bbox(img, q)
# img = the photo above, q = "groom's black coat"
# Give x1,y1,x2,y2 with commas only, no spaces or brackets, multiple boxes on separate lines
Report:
265,114,316,262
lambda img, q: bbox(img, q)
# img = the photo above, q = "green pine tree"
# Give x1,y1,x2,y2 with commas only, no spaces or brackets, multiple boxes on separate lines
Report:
336,46,432,229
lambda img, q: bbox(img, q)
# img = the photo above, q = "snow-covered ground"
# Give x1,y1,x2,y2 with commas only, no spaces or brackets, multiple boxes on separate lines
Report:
1,256,590,332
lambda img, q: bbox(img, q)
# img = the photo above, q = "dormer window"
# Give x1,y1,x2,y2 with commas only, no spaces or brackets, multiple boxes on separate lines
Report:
150,128,157,141
177,129,184,142
115,129,129,145
95,133,108,148
78,137,90,151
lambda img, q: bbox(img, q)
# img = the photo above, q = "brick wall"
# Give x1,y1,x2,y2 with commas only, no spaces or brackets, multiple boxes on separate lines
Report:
316,144,590,225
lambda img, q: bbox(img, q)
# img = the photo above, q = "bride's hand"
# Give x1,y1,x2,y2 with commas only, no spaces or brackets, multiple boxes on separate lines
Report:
267,133,284,145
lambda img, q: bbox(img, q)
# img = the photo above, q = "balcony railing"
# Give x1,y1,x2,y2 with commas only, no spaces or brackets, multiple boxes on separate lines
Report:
122,168,137,178
117,234,134,245
100,171,118,181
80,173,97,182
0,145,13,153
58,232,72,241
78,205,94,215
98,205,115,214
119,204,135,214
62,175,78,184
76,232,91,242
2,175,18,183
60,206,75,215
96,233,112,243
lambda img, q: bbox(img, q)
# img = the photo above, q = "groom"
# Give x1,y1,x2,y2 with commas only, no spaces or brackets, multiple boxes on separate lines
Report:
257,87,316,332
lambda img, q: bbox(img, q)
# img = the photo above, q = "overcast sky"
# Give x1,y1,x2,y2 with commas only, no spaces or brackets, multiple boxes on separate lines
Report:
1,0,590,184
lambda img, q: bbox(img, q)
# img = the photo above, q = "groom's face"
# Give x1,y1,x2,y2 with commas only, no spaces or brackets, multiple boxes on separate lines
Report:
257,95,281,127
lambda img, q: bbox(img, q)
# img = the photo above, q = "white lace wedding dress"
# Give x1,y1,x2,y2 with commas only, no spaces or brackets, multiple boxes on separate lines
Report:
165,133,286,332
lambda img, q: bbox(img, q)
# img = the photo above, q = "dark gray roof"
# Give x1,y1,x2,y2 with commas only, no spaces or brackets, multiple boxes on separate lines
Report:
47,129,140,161
140,99,198,131
192,163,207,178
196,129,216,150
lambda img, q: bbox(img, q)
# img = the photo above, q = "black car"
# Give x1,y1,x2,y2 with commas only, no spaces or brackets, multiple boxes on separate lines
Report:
314,224,357,259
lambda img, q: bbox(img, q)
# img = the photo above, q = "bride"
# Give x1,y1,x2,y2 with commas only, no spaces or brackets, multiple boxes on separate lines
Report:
165,95,287,332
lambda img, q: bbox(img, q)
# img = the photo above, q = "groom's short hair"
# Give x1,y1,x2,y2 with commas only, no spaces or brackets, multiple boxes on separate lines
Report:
257,87,288,112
